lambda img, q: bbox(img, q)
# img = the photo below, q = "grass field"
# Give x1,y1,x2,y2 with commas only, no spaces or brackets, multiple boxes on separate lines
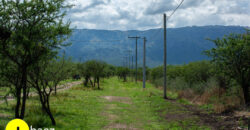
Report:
0,77,212,130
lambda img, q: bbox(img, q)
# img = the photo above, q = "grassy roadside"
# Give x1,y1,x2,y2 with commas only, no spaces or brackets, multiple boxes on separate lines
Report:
0,77,210,130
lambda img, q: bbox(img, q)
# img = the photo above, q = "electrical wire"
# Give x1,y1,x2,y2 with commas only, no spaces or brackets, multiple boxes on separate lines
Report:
167,0,184,21
68,40,123,43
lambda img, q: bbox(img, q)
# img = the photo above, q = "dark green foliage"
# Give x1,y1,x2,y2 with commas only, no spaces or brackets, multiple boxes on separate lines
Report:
182,61,215,86
78,60,109,89
116,67,130,82
149,61,216,93
167,65,184,80
103,65,116,78
150,66,163,82
136,67,150,81
205,30,250,105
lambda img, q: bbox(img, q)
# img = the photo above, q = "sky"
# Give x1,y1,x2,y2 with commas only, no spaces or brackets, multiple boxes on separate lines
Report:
65,0,250,30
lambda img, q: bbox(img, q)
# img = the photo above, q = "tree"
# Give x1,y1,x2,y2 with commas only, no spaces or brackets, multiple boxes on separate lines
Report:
103,65,116,78
80,61,94,87
116,67,129,82
91,61,106,89
0,0,71,119
28,55,73,125
50,56,72,95
205,30,250,105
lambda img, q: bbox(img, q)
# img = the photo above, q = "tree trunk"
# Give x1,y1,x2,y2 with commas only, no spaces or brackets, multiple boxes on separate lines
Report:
84,76,89,86
97,77,100,89
54,85,57,95
123,75,126,82
89,78,94,87
15,87,21,118
242,82,250,106
94,77,96,87
37,89,56,125
46,97,56,125
46,107,56,125
20,67,27,119
26,87,30,99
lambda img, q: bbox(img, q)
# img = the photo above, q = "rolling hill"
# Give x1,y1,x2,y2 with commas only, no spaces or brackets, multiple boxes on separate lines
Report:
63,25,246,67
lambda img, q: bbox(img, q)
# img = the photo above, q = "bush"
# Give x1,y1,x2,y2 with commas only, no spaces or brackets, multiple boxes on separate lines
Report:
149,60,245,113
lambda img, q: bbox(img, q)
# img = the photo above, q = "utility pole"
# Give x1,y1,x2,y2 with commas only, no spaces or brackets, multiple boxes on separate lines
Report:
123,56,128,68
143,37,147,89
163,14,167,99
128,36,140,83
132,56,134,70
159,0,183,99
127,50,132,69
125,56,128,68
127,50,132,80
126,56,128,68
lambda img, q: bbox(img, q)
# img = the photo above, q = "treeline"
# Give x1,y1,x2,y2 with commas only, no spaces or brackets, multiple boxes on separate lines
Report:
150,61,217,92
148,61,242,112
148,31,250,112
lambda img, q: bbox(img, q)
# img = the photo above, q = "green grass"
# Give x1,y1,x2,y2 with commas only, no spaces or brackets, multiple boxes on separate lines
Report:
0,77,210,130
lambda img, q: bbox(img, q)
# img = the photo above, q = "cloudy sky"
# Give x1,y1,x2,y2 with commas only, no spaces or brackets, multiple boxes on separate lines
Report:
66,0,250,30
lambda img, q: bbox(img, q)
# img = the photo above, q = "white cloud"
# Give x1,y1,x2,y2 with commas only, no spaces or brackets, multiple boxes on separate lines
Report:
65,0,250,30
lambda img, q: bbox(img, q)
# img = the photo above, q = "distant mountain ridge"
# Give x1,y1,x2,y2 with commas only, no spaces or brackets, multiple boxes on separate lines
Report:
63,25,246,67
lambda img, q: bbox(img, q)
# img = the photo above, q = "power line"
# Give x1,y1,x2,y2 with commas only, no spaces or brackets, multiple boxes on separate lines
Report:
141,0,184,42
68,40,123,43
167,0,184,21
128,36,140,83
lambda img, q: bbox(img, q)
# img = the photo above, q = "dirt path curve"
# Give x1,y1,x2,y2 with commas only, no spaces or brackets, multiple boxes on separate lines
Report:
101,96,139,130
0,81,82,104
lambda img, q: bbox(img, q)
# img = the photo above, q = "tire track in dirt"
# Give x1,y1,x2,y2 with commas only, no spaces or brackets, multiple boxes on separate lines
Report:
101,96,139,130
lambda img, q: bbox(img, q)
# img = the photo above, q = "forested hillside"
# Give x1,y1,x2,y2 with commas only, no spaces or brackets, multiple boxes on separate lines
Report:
64,26,245,67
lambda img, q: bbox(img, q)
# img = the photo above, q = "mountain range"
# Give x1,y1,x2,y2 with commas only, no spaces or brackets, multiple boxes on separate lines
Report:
63,25,247,67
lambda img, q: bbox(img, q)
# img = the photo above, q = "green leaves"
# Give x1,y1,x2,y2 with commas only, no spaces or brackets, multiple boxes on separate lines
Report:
0,0,72,66
205,31,250,80
205,30,250,104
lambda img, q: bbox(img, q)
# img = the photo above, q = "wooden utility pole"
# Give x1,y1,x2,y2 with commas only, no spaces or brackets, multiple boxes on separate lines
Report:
128,36,140,83
143,37,147,89
123,56,128,68
126,56,128,68
161,1,183,98
122,57,125,67
132,56,133,70
163,14,167,99
127,50,132,69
